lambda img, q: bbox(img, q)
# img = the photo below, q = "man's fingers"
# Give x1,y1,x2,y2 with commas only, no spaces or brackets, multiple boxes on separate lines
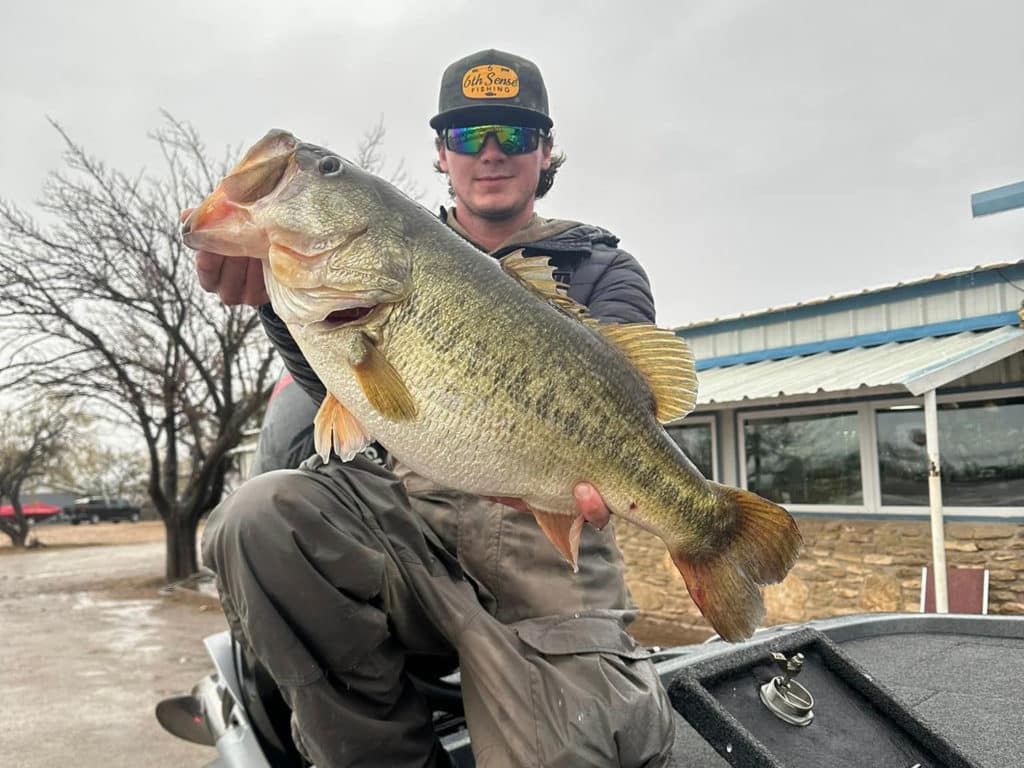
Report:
195,250,225,294
572,483,602,511
243,257,270,305
195,248,269,306
188,203,268,306
487,485,611,531
217,257,252,305
574,483,611,530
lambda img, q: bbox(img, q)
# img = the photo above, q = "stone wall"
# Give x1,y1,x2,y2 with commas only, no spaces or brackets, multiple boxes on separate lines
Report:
617,517,1024,646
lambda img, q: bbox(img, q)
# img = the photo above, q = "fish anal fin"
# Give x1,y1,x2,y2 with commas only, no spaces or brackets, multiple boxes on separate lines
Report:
353,335,417,421
499,250,593,325
530,508,586,573
597,324,698,423
313,393,372,462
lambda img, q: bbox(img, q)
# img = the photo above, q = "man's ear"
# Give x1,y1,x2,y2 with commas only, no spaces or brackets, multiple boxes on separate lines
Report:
437,143,450,173
540,139,552,171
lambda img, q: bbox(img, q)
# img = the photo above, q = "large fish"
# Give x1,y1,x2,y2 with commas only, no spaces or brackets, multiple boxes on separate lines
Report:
182,130,802,641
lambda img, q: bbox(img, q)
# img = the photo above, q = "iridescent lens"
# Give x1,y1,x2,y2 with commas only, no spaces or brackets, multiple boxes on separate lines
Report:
444,125,542,155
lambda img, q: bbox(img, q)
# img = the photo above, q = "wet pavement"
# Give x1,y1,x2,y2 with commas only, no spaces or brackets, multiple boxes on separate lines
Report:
0,541,229,767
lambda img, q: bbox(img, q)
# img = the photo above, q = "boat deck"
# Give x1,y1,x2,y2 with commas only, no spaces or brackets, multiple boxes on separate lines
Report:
666,615,1024,767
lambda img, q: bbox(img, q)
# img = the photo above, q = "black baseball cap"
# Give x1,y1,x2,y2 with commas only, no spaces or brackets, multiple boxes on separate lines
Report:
429,49,553,131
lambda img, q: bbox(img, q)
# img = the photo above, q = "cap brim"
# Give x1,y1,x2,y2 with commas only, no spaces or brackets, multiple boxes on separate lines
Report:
429,105,553,131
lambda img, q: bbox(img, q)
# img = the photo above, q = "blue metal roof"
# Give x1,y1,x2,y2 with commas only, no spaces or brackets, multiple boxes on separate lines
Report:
695,326,1024,406
693,311,1021,370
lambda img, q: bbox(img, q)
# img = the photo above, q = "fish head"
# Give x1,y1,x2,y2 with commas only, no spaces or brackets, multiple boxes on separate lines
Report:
182,130,412,328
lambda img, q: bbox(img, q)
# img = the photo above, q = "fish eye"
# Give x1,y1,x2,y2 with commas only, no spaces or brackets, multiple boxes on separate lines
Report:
318,155,343,175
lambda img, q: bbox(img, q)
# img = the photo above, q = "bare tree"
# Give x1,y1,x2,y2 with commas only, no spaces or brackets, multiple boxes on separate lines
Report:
0,115,276,579
59,438,150,503
0,400,73,547
356,116,425,201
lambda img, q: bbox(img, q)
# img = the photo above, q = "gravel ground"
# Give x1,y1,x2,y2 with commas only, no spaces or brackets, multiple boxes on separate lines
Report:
0,522,230,767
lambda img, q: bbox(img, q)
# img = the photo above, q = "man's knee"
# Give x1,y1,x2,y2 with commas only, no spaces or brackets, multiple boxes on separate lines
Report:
201,469,339,575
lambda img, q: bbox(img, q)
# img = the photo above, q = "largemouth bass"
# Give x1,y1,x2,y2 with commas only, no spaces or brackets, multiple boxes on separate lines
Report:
182,130,802,641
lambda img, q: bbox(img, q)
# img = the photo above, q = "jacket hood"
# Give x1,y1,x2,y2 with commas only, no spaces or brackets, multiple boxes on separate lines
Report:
440,207,620,257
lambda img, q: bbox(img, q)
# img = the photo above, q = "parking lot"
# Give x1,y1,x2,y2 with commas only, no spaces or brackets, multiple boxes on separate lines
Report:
0,522,229,767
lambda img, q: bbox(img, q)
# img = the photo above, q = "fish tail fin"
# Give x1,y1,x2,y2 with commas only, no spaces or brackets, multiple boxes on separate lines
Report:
671,483,802,642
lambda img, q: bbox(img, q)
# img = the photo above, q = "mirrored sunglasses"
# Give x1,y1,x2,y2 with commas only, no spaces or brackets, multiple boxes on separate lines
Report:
443,125,545,156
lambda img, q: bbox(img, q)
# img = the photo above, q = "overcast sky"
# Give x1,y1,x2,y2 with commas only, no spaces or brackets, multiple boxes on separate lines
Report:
2,0,1022,328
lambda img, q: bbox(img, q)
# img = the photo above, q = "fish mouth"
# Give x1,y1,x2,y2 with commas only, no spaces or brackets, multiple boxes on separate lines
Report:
181,130,299,257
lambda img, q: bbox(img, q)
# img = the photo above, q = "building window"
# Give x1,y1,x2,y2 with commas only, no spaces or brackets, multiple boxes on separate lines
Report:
877,397,1024,507
666,421,715,480
876,407,928,505
744,411,862,505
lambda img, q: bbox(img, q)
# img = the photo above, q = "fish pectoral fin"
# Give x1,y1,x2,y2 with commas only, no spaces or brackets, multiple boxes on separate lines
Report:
597,324,698,423
313,393,372,462
353,335,417,421
499,250,596,327
530,508,586,573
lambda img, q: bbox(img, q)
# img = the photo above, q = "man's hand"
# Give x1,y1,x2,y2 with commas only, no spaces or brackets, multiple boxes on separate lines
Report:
486,482,611,530
181,208,270,306
572,483,611,530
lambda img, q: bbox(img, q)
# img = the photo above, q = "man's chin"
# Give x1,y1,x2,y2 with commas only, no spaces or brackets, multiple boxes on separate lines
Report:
465,200,525,222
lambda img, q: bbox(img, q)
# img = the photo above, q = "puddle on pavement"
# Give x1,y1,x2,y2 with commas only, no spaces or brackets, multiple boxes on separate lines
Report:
72,592,166,654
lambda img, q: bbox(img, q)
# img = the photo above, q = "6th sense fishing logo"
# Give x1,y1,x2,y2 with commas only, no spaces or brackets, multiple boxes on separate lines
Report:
462,65,519,99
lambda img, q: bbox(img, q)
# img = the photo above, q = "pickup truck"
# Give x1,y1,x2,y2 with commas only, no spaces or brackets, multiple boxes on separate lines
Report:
64,496,142,525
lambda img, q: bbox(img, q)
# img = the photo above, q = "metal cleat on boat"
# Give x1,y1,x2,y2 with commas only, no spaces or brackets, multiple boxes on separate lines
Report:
759,651,815,727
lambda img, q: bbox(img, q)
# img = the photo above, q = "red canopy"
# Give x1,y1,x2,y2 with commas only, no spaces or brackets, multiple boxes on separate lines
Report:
0,501,62,517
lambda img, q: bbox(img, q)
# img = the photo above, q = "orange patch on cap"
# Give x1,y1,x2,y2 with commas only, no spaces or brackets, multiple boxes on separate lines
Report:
461,65,519,99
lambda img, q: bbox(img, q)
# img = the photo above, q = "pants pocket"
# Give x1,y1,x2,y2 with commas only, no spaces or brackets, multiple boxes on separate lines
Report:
512,613,676,768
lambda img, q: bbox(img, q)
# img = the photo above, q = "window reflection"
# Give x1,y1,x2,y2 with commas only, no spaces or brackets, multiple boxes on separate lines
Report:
877,408,928,505
878,397,1024,507
744,412,862,504
666,422,714,479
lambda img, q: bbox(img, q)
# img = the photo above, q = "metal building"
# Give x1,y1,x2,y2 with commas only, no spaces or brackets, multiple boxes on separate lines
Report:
669,261,1024,524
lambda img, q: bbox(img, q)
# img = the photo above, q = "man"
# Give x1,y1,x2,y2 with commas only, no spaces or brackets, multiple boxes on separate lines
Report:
194,49,677,767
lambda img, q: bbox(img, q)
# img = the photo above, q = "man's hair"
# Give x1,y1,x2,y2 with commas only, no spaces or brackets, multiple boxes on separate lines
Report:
433,133,566,200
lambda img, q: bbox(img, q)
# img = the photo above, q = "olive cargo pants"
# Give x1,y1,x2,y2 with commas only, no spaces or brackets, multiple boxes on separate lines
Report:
201,454,676,767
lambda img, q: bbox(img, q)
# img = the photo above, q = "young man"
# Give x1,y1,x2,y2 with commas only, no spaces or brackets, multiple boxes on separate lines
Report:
194,49,677,767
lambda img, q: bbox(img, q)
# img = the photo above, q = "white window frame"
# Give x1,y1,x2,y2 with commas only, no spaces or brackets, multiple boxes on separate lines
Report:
872,386,1024,519
738,403,868,515
667,414,719,481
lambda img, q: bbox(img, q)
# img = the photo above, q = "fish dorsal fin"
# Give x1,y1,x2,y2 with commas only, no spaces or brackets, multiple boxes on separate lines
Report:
499,250,595,326
597,324,698,423
353,335,418,421
529,508,586,573
314,393,372,462
499,250,697,422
